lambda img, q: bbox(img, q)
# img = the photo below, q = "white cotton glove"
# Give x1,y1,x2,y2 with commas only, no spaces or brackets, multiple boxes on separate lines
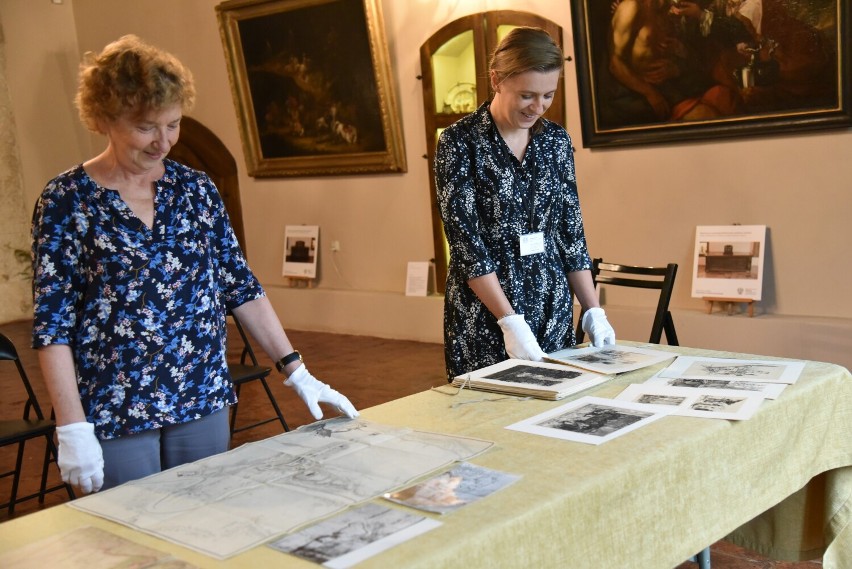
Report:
497,314,547,361
581,307,617,347
55,421,104,494
285,364,359,420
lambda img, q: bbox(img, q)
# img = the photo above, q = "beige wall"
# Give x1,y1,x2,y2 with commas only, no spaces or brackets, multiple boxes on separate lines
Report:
2,0,850,369
0,11,31,322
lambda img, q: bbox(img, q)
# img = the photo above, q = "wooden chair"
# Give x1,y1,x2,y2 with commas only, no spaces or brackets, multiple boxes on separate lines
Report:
0,332,74,517
576,258,679,346
227,312,290,437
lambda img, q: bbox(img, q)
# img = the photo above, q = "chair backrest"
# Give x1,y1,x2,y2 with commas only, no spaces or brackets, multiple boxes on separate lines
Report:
0,332,46,421
576,258,679,345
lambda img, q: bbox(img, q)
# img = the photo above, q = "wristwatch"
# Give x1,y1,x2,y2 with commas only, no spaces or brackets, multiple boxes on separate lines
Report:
275,350,303,374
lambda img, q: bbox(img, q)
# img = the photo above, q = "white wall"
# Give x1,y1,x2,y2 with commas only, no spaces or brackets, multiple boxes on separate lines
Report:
2,0,850,369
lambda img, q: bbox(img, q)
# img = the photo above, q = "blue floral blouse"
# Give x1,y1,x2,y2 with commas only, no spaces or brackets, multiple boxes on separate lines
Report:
31,159,264,440
435,102,592,379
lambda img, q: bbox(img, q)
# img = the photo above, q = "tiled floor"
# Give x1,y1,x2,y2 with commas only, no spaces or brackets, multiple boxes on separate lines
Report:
0,319,822,567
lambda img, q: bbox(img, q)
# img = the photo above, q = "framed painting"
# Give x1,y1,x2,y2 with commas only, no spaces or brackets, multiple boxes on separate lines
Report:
216,0,406,176
570,0,852,147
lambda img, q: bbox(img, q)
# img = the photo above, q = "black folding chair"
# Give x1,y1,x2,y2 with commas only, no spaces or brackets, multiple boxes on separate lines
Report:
227,312,290,437
576,258,679,346
0,332,74,517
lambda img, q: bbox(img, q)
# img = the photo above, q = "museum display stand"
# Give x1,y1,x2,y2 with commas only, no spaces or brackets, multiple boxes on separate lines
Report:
704,297,756,316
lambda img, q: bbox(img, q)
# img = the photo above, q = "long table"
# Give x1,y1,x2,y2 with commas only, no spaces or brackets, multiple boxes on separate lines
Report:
1,344,850,568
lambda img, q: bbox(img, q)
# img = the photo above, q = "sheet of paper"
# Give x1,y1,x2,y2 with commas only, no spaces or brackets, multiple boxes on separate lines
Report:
546,344,676,375
405,261,433,296
614,383,766,420
643,372,787,399
268,502,441,569
658,356,806,384
0,526,199,569
506,396,674,445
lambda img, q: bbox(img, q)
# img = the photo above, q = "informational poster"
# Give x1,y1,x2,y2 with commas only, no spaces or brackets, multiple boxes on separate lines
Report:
405,261,435,296
283,225,319,279
691,225,766,300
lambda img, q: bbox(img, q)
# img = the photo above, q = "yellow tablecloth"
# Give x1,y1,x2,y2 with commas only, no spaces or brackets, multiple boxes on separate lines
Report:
1,344,850,568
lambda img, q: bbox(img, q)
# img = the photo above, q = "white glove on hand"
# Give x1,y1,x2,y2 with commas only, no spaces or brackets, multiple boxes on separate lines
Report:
497,314,547,361
285,364,359,420
581,307,616,347
56,421,104,494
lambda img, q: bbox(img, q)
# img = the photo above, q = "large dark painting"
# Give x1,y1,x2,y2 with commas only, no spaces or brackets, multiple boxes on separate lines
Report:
570,0,851,147
217,0,406,176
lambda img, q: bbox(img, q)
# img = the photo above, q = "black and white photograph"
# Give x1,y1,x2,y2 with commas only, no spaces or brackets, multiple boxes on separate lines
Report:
659,356,806,384
635,394,686,406
615,384,766,420
644,374,787,400
546,344,675,374
506,396,673,445
485,364,583,386
268,502,440,568
452,359,608,400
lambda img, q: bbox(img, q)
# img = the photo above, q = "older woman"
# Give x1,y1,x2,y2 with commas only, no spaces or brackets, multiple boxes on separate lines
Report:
31,35,357,494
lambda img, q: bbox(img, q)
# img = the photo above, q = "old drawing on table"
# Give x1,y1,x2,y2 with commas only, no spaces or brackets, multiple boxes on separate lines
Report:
643,373,788,399
0,526,200,569
659,356,806,384
614,384,766,420
269,502,441,569
507,396,674,445
70,418,492,559
546,344,675,374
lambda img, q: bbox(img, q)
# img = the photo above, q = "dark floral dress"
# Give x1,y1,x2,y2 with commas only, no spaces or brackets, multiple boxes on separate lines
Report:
31,159,264,440
435,102,592,380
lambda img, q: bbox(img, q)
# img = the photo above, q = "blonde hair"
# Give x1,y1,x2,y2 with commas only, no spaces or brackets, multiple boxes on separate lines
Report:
75,35,196,133
489,27,563,85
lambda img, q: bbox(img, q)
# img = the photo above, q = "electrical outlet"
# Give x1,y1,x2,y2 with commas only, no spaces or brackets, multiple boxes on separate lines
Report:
330,240,341,252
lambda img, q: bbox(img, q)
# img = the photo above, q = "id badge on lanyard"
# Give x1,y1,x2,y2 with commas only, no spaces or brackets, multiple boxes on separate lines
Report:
518,156,543,256
520,232,545,256
505,134,544,257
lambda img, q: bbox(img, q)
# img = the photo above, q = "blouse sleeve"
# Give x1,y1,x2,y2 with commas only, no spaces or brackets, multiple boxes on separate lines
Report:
553,131,592,273
194,172,265,310
31,179,87,348
434,126,498,280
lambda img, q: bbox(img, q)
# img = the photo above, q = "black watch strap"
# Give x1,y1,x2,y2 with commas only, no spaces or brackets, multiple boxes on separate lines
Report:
275,350,303,373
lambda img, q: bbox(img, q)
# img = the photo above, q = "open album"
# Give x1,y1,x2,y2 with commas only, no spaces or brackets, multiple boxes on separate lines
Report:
452,359,608,400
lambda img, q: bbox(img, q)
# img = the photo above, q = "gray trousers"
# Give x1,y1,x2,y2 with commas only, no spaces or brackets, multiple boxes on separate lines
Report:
99,408,230,490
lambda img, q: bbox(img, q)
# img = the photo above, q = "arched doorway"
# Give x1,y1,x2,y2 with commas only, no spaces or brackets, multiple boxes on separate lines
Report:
168,117,248,254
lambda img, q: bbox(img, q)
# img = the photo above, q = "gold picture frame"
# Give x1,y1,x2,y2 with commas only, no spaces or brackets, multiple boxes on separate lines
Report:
570,0,851,147
216,0,406,177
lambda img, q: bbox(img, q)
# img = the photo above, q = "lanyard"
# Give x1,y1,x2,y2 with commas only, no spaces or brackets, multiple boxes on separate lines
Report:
501,136,537,232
